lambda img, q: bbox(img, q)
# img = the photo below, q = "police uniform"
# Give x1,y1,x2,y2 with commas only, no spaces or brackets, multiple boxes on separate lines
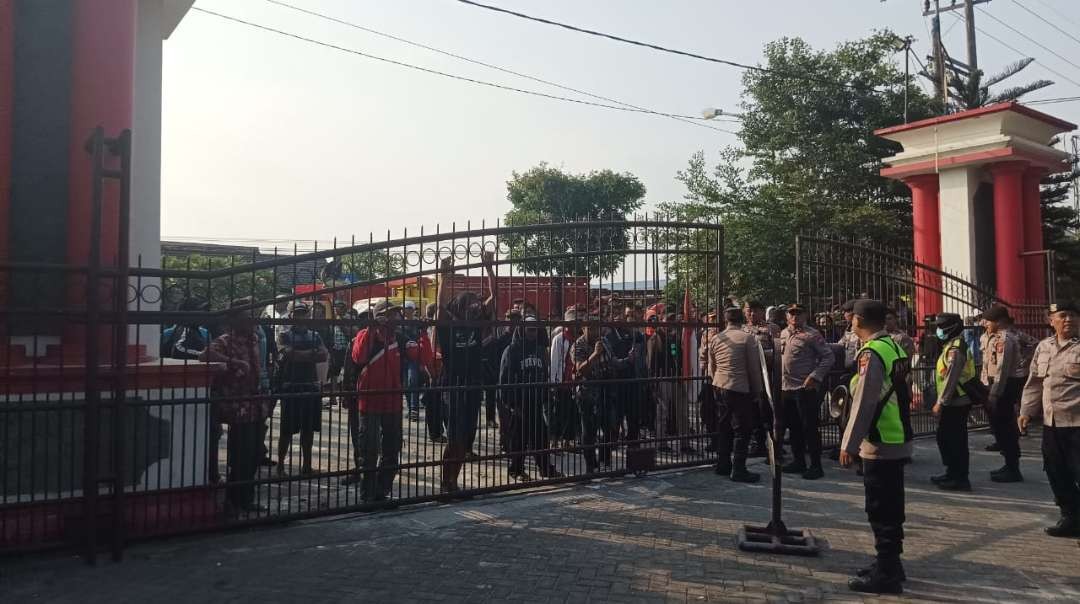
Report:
1020,300,1080,537
979,309,1024,481
933,314,976,491
706,317,764,481
743,320,780,454
840,329,862,372
842,309,913,594
779,307,835,478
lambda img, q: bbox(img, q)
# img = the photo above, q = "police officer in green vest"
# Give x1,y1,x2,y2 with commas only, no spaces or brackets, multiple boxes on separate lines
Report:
932,313,976,491
840,300,913,595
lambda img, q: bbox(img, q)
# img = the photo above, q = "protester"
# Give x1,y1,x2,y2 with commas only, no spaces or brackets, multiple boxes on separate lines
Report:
436,252,496,494
352,299,414,501
421,302,447,444
885,309,916,357
328,300,352,406
276,302,328,476
501,313,560,480
201,298,271,513
620,304,649,446
647,311,691,453
573,313,609,473
549,307,581,448
161,297,211,360
399,300,423,422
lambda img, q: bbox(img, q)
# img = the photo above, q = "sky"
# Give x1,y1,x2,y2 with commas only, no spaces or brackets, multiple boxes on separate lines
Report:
161,0,1080,247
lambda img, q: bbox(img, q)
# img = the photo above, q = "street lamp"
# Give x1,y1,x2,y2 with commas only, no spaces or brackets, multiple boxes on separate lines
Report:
702,107,745,120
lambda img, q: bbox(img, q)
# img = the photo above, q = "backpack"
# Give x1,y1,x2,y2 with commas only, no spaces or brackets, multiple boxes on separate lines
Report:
166,325,207,360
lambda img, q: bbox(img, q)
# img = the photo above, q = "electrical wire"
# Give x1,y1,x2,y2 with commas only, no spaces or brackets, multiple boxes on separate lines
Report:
189,7,739,134
1025,95,1080,105
977,5,1080,74
262,0,737,133
1011,0,1080,48
950,12,1080,88
453,0,890,95
1028,0,1080,31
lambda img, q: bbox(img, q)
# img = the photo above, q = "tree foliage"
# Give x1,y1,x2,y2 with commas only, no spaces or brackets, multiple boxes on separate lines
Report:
161,254,278,311
502,164,646,279
663,32,934,303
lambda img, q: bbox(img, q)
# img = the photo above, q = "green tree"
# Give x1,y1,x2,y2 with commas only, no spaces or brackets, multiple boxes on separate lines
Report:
502,164,646,280
664,32,934,303
161,254,278,311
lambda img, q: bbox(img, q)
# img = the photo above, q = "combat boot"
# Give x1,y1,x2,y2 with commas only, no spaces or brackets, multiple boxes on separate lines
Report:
729,458,760,483
781,461,807,474
989,465,1023,483
856,560,907,582
848,572,903,595
1045,513,1080,538
936,477,972,491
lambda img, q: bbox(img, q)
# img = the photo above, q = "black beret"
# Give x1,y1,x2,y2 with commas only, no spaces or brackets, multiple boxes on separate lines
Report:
982,305,1012,322
853,299,886,324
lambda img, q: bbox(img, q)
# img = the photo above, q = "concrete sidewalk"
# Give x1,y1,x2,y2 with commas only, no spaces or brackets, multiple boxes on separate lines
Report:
3,429,1078,603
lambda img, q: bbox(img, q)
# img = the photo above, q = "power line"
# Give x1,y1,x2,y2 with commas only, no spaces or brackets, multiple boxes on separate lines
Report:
453,0,889,95
262,0,732,134
977,5,1080,74
1011,0,1080,48
1025,95,1080,105
189,7,738,134
1029,0,1080,31
950,12,1080,88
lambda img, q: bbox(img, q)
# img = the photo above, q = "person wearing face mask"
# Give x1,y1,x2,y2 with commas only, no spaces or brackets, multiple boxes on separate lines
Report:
1020,300,1080,538
931,313,976,491
201,298,271,513
501,313,559,480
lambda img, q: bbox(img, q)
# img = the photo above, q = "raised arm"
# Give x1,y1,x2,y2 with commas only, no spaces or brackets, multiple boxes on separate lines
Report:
482,251,497,313
435,256,454,322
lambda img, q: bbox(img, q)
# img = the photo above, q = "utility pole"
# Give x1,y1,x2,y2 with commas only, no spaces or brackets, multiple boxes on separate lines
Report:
902,35,914,123
929,0,947,112
963,0,978,76
921,0,992,112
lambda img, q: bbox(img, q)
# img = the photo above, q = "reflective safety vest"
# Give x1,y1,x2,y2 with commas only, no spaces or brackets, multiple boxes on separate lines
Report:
936,337,976,398
850,336,912,444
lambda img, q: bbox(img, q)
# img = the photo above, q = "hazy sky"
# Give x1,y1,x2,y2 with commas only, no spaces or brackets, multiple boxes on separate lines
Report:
161,0,1080,246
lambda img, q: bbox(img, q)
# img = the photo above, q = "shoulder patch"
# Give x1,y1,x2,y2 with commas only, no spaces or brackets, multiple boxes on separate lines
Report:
995,341,1004,354
858,351,871,376
947,348,958,362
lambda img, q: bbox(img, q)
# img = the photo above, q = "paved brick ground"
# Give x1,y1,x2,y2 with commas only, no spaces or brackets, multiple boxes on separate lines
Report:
4,429,1079,603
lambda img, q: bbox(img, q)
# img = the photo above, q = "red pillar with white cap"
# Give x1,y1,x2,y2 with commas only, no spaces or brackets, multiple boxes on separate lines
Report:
904,174,943,317
991,161,1028,304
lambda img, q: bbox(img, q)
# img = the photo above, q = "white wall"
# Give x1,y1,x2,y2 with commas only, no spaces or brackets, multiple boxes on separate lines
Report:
937,167,982,316
132,0,164,352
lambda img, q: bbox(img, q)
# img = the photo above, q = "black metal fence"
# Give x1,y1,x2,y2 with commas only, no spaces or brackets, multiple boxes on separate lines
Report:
2,209,736,560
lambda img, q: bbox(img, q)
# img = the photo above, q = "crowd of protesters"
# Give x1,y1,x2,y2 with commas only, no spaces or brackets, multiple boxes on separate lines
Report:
162,259,943,510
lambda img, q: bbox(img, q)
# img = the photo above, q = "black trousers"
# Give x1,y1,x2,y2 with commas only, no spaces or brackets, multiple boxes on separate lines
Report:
225,421,261,509
988,378,1024,467
358,411,403,500
715,388,754,469
577,389,601,472
936,404,970,479
508,391,554,476
863,458,906,564
1043,424,1080,516
421,377,446,440
782,388,823,468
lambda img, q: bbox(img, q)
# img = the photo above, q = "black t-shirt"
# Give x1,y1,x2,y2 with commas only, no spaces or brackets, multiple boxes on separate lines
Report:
437,325,485,384
280,328,323,384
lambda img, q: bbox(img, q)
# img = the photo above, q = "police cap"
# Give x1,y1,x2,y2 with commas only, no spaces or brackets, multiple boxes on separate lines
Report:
1049,300,1080,315
841,299,858,313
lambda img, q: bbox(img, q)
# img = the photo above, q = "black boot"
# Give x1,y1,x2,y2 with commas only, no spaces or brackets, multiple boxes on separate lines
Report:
1045,514,1080,538
985,441,1001,452
801,466,824,480
856,560,907,582
936,477,972,491
989,465,1023,483
930,473,950,485
781,461,807,474
849,559,904,594
730,458,760,483
714,462,732,476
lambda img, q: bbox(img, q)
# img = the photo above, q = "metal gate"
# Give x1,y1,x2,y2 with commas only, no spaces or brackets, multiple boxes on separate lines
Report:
1,197,727,559
794,235,1053,444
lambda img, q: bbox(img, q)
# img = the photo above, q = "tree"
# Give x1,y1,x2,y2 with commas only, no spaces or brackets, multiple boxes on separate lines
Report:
502,164,646,280
943,57,1052,111
161,253,278,311
663,32,934,303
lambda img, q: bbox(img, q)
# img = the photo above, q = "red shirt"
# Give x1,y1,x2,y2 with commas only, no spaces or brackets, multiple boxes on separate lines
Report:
352,327,406,414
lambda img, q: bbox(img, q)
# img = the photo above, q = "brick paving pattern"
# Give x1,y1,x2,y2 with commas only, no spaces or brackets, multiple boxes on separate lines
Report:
4,429,1079,603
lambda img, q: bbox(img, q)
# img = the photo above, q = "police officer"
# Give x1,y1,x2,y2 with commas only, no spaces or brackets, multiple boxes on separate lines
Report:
703,307,764,482
839,299,862,373
780,304,835,479
840,300,912,595
979,305,1023,483
931,313,975,491
743,300,781,457
1019,300,1080,538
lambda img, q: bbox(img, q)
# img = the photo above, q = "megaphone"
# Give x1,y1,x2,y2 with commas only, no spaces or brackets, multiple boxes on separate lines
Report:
826,384,852,428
